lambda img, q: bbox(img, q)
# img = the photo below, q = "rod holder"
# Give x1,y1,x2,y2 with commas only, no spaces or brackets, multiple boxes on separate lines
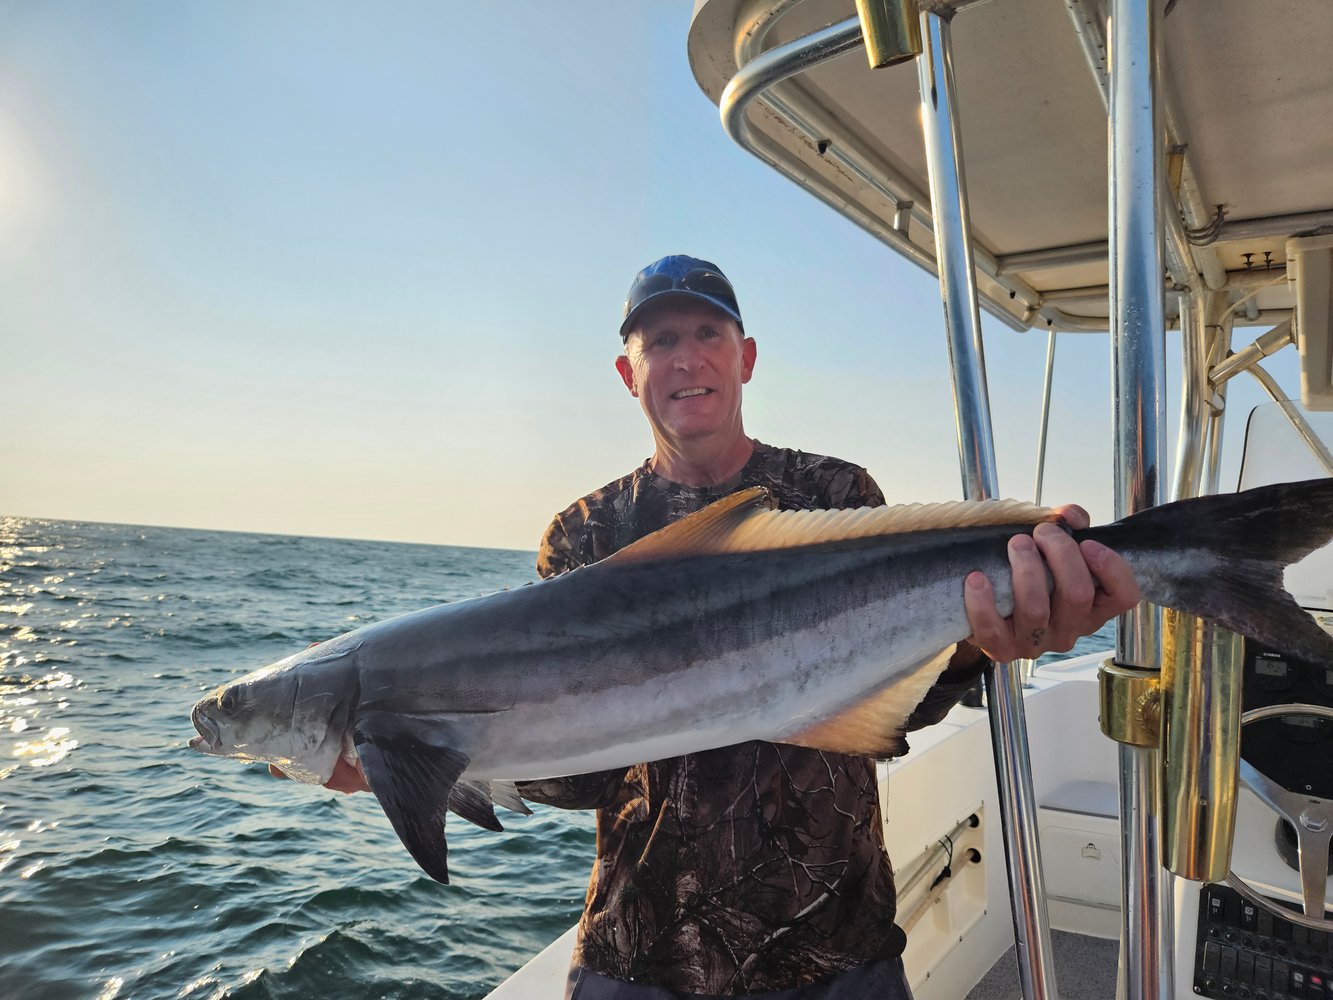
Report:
1159,610,1243,881
854,0,922,68
1099,660,1161,747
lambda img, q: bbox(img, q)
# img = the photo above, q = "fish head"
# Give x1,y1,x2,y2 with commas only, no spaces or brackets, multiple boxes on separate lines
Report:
189,637,359,785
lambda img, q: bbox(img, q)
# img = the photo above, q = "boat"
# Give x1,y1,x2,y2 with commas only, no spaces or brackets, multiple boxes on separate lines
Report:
487,1,1333,997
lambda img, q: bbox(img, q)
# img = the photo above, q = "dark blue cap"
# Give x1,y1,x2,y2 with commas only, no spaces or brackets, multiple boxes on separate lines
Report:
619,255,743,340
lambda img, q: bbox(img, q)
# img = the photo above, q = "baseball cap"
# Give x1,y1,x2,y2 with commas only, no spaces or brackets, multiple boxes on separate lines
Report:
619,255,743,340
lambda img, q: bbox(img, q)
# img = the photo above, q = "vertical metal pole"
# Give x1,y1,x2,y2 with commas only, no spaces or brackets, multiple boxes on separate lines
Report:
916,11,998,498
1034,325,1058,506
917,11,1057,1000
1108,0,1169,997
1204,311,1234,495
1171,293,1206,502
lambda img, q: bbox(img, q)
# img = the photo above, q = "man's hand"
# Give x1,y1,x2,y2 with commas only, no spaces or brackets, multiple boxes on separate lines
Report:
963,504,1141,663
267,757,370,794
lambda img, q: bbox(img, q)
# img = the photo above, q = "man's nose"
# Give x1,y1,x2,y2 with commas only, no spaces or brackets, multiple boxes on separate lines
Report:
672,341,705,369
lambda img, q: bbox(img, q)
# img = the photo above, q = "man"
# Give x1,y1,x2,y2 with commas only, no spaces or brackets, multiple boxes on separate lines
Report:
303,253,1138,996
514,255,1140,999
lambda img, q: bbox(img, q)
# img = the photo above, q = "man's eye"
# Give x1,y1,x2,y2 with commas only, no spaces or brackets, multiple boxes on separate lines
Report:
700,327,719,339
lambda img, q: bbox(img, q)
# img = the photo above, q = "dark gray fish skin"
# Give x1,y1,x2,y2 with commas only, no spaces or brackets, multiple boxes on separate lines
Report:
1081,478,1333,664
189,477,1333,884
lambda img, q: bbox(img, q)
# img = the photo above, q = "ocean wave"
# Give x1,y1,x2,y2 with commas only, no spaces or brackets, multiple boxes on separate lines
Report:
1,520,550,1000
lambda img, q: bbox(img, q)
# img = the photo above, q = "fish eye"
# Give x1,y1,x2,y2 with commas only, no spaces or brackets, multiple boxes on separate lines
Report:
219,690,237,714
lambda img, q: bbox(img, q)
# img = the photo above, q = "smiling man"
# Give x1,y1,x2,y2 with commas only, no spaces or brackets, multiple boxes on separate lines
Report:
518,254,1141,999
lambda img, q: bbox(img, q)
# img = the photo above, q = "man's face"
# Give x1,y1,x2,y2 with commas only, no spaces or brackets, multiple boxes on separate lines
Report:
615,301,757,447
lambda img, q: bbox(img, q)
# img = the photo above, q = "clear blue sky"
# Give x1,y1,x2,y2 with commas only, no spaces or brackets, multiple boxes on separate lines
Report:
0,1,1301,550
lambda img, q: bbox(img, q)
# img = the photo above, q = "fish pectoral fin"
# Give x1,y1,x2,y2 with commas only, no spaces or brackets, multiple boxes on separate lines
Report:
446,779,534,830
488,780,534,817
450,781,505,832
353,711,470,885
778,648,956,759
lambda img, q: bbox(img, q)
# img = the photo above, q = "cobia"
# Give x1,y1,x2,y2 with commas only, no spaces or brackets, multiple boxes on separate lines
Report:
189,478,1333,883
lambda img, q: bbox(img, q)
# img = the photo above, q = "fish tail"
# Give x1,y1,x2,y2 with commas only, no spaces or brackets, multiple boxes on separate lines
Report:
1083,478,1333,663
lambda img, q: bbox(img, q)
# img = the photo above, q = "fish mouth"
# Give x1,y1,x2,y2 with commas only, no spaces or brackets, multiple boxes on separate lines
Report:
190,704,220,752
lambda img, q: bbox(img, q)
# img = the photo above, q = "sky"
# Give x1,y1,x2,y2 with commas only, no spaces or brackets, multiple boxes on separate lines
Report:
0,0,1306,551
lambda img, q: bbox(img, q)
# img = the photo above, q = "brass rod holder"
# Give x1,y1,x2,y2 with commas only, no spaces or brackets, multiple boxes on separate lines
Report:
1098,660,1161,747
1159,609,1243,882
854,0,923,69
1162,610,1242,885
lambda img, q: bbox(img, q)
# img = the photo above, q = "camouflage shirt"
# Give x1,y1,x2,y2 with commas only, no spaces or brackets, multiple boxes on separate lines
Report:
520,441,983,995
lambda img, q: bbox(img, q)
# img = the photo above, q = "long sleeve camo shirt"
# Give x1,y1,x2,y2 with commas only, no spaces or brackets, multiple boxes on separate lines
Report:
518,440,984,995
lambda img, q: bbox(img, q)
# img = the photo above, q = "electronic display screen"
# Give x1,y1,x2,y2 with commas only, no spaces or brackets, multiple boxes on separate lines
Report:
1254,658,1288,678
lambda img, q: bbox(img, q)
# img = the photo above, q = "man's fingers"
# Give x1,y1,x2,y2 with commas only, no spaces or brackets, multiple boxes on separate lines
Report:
965,509,1142,664
1034,522,1096,650
1081,538,1142,616
1008,532,1052,654
1051,503,1090,531
325,757,370,794
270,759,369,795
964,570,1014,659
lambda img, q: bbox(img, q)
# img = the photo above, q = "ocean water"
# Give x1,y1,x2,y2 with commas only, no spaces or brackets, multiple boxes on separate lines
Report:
0,517,594,1000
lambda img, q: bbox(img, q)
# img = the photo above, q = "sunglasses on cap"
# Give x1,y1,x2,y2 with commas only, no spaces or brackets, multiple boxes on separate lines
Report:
621,268,742,339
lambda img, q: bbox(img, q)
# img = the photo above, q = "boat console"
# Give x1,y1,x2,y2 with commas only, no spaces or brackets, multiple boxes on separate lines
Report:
1194,882,1330,999
1183,412,1333,996
1188,636,1333,999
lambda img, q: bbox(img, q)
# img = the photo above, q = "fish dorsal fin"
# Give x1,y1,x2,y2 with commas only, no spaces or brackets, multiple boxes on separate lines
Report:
605,486,775,564
605,488,1059,564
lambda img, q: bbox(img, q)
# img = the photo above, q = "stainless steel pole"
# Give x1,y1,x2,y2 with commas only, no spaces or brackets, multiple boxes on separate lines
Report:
1108,0,1169,996
916,11,998,497
917,10,1057,999
1171,293,1206,502
1204,311,1234,496
1034,325,1057,506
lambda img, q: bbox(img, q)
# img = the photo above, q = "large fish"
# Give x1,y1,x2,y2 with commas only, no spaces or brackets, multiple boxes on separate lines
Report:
189,478,1333,883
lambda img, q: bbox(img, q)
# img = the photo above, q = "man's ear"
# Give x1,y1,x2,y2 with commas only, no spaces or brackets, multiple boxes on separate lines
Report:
740,336,757,384
615,355,638,397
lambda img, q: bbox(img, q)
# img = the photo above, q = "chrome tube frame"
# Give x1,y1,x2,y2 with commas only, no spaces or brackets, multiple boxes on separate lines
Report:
1209,320,1293,387
1063,0,1109,108
1171,293,1207,501
1064,0,1224,292
1109,0,1167,657
994,208,1333,282
995,240,1108,274
1204,311,1235,496
1034,326,1057,505
917,10,1057,999
916,12,997,498
722,7,1074,333
1221,209,1333,243
1109,0,1170,997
